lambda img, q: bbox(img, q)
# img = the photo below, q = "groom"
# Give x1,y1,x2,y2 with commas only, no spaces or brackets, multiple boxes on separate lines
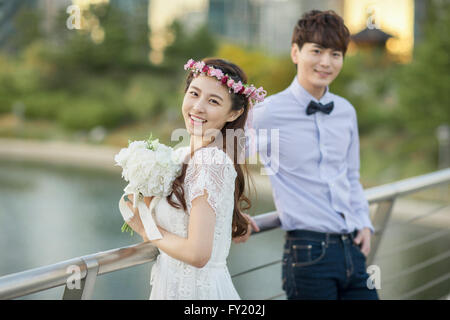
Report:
236,10,379,300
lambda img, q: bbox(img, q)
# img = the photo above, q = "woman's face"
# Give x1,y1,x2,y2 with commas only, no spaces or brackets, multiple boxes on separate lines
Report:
182,75,242,138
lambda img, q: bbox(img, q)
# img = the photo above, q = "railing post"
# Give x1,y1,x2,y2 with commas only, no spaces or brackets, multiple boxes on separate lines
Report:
367,198,396,265
62,256,99,300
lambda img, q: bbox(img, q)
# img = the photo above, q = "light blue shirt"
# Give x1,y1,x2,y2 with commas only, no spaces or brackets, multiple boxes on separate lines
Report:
249,77,374,234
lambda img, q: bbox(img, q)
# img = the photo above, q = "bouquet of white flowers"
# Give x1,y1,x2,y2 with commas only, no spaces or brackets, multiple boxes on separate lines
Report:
114,134,185,239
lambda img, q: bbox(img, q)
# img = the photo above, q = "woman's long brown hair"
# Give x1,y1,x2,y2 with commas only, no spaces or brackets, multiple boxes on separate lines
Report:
166,58,252,238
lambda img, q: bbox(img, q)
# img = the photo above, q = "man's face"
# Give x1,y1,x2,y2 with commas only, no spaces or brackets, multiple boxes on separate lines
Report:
291,42,344,89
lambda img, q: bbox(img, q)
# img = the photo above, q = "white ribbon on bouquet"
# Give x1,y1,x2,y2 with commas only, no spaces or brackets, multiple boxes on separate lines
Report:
119,193,163,240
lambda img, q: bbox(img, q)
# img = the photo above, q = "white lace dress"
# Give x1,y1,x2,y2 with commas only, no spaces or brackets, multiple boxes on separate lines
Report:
149,147,241,300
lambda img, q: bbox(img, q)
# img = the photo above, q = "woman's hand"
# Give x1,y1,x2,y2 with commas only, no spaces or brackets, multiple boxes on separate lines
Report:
125,194,154,209
123,194,153,241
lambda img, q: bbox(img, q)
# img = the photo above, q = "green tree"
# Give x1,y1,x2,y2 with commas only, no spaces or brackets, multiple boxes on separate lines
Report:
47,2,151,74
397,0,450,134
163,21,217,69
331,51,399,134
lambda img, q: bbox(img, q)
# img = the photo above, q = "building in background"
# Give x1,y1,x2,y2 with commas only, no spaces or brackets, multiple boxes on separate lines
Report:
207,0,344,55
0,0,25,49
208,0,258,48
412,0,427,44
343,0,415,62
0,0,72,51
0,0,422,63
207,0,416,62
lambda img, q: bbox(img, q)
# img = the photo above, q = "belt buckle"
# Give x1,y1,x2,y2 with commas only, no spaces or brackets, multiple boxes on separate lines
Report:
341,234,348,240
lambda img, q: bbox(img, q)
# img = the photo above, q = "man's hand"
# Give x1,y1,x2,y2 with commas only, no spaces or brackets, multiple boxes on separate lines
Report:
353,227,371,257
232,213,260,244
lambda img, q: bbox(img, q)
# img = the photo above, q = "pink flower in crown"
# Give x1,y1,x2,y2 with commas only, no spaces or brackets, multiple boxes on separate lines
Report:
184,59,195,70
232,81,243,94
202,65,209,74
226,78,235,89
210,68,224,80
244,85,256,97
254,87,267,102
208,67,216,77
194,61,205,72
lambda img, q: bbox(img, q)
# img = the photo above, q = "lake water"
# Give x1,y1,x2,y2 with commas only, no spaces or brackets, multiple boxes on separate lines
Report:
0,160,448,299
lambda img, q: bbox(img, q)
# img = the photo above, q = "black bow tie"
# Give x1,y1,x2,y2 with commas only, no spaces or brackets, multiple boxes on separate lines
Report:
306,100,334,115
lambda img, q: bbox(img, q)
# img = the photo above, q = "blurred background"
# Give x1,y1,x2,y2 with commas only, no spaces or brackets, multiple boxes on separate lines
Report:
0,0,448,300
0,0,449,182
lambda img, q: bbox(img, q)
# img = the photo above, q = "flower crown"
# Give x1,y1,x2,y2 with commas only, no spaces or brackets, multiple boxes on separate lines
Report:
184,59,267,103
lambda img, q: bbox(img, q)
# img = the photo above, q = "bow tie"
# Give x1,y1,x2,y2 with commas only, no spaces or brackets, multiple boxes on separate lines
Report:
306,100,334,115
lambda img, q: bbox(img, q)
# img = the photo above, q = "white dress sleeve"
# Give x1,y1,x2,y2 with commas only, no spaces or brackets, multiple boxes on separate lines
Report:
184,147,236,216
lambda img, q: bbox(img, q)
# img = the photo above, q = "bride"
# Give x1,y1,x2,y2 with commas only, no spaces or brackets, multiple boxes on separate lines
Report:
121,58,264,299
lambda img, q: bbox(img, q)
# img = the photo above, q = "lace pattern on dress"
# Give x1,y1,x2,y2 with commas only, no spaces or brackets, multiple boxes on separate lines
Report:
185,147,236,216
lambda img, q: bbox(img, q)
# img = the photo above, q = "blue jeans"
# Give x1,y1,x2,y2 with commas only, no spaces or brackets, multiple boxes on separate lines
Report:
282,229,379,300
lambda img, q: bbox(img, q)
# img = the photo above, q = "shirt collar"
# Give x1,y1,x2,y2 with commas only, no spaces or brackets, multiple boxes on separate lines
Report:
289,76,331,107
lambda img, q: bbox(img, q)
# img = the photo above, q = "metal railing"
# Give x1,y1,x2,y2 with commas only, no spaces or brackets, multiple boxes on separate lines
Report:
0,168,449,300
